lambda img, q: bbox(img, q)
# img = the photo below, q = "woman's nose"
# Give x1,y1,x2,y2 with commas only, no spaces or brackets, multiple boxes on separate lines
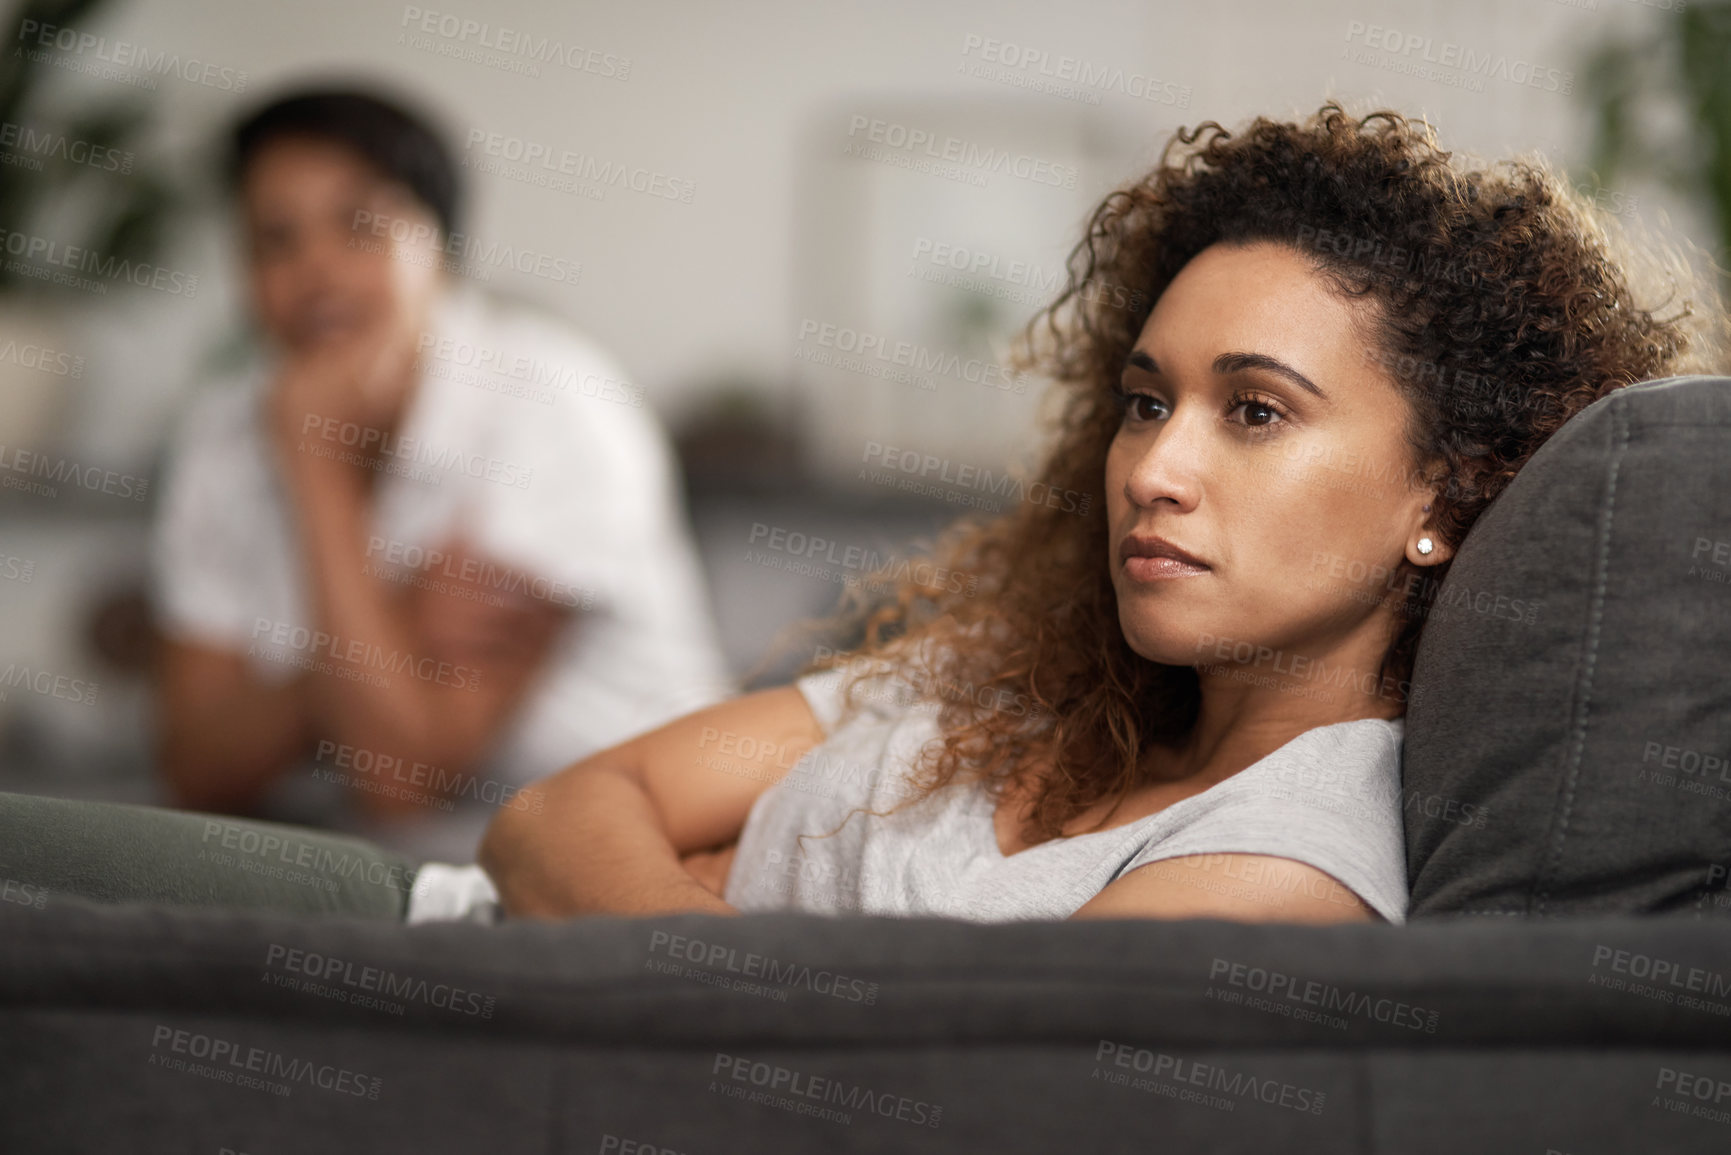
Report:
1123,417,1205,510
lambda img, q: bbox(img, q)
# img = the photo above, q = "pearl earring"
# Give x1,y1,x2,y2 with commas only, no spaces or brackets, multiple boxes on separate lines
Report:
1416,537,1434,556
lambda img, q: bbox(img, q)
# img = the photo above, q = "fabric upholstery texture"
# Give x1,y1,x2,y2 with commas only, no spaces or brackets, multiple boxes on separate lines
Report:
3,896,1730,1153
1403,375,1731,917
0,790,415,920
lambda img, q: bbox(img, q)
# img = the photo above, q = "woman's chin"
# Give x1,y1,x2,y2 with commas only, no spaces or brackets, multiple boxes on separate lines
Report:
1117,617,1213,668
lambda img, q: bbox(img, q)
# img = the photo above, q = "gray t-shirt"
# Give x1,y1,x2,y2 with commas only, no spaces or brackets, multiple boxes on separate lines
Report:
722,663,1409,923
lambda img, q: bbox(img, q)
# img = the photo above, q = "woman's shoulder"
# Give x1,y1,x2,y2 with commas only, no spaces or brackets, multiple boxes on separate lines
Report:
1219,715,1406,825
792,650,939,738
792,619,1007,727
1104,715,1411,922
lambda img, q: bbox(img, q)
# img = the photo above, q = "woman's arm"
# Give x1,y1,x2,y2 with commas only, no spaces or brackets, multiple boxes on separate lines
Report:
479,684,826,919
1068,854,1380,923
679,843,738,897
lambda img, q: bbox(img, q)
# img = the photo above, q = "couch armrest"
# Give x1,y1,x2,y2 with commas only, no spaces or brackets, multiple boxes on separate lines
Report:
0,790,413,920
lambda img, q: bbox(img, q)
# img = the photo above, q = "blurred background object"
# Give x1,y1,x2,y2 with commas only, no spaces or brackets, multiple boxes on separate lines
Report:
0,0,185,799
1579,0,1731,290
0,0,1719,818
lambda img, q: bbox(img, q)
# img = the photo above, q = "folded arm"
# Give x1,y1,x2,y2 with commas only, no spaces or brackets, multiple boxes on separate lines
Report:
480,684,824,919
155,529,571,817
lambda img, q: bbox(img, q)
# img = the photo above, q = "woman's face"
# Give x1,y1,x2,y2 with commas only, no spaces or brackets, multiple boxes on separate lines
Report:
241,136,438,355
1105,240,1449,677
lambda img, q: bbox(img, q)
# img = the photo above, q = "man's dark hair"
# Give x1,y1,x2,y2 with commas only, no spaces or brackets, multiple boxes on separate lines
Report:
225,87,461,237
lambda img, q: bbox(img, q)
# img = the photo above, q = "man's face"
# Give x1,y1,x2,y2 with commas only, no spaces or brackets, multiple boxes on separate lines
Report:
240,136,436,355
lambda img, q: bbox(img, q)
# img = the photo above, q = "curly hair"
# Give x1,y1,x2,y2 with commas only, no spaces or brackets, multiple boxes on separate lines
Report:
782,101,1727,852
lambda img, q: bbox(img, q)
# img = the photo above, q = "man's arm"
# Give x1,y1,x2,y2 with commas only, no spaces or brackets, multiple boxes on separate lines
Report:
1068,854,1381,923
154,519,571,817
155,641,312,813
280,457,569,792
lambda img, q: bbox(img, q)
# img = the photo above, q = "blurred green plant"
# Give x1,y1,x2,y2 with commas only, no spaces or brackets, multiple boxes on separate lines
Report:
1581,0,1731,280
0,0,175,296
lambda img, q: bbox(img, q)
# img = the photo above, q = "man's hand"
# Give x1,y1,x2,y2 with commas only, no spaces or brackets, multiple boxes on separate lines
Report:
269,188,443,467
349,535,574,821
268,319,420,471
405,534,573,666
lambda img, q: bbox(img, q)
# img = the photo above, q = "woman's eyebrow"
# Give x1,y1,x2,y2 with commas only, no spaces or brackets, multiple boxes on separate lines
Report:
1213,351,1330,402
1124,349,1158,374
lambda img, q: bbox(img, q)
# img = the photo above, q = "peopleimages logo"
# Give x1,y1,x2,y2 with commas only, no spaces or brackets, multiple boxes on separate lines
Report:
844,115,1079,189
0,121,133,173
0,663,99,707
299,413,534,489
1207,957,1440,1032
414,332,645,406
1193,632,1413,706
1093,1040,1327,1113
0,226,199,296
745,522,980,596
1343,20,1573,94
648,930,879,1004
248,617,481,691
462,128,696,203
0,446,149,502
149,1025,379,1099
264,943,497,1018
711,1052,942,1128
0,337,83,378
351,209,581,287
909,236,1148,312
313,737,547,813
1591,945,1731,1001
958,34,1192,108
199,820,418,893
16,20,249,91
399,7,631,79
861,440,1091,515
796,318,1030,393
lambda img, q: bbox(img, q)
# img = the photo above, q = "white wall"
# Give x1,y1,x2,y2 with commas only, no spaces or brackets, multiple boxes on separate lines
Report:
18,0,1687,475
0,0,1694,772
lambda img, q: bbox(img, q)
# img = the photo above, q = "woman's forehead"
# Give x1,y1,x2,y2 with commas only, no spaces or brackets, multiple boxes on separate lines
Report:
1138,245,1378,364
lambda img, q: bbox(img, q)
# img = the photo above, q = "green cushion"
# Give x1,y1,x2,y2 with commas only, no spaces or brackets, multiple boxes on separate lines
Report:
0,790,413,920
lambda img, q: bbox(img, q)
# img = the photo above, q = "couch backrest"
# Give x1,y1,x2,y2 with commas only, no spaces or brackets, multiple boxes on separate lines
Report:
1404,375,1731,917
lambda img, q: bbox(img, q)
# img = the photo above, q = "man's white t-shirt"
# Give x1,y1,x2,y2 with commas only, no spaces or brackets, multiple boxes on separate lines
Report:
150,285,736,858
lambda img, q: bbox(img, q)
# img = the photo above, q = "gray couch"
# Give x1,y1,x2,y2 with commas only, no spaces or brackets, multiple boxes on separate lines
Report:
3,375,1730,1154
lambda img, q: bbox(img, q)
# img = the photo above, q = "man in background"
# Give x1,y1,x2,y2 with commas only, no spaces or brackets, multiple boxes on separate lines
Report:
149,87,734,862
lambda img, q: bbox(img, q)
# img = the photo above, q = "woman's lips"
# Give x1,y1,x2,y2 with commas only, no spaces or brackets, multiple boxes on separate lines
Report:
1124,555,1210,581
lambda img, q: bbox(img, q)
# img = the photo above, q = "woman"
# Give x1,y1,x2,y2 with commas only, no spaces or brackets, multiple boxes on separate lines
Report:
470,103,1723,926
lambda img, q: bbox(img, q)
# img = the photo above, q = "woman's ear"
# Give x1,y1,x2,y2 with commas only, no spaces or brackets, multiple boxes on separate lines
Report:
1405,498,1454,568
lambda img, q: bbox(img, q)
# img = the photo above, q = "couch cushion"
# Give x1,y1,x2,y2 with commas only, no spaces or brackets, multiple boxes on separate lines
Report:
0,790,414,919
1403,375,1731,917
4,898,1731,1152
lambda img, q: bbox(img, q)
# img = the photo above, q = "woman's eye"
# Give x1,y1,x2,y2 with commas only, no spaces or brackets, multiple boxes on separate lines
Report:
1116,389,1166,422
1115,386,1289,431
1228,395,1287,430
